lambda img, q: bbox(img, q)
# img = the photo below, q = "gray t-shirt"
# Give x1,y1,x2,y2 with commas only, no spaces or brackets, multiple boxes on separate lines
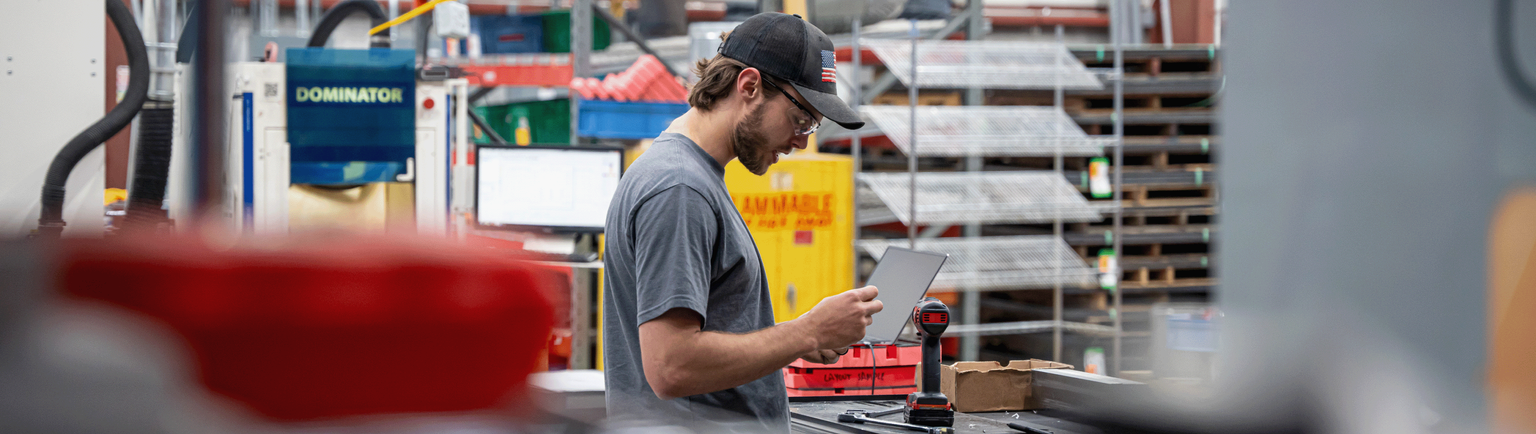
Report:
602,133,787,432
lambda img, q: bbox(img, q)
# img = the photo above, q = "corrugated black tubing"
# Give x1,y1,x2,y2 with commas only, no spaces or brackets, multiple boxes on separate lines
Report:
124,107,175,230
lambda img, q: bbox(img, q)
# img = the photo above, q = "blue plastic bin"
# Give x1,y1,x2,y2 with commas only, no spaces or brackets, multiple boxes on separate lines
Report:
577,100,689,140
474,15,544,54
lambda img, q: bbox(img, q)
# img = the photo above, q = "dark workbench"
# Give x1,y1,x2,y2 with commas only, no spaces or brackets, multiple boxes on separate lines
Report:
789,400,1107,434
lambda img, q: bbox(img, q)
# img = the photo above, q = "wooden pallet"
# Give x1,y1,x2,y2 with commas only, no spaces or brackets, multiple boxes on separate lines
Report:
868,90,964,107
1066,94,1215,113
1079,53,1222,78
1121,183,1217,208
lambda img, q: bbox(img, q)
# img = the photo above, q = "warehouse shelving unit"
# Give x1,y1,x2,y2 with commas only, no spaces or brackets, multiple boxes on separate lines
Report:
858,106,1115,157
858,171,1102,225
859,236,1098,291
848,10,1127,370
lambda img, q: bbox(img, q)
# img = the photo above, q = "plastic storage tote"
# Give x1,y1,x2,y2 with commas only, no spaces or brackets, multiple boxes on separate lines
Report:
473,99,570,145
576,100,688,140
474,14,544,54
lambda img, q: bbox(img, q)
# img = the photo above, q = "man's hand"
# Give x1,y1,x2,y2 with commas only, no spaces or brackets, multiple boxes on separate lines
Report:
799,347,850,365
796,286,883,350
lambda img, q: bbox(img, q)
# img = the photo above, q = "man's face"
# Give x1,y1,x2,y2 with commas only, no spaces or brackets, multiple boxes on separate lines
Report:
731,77,821,176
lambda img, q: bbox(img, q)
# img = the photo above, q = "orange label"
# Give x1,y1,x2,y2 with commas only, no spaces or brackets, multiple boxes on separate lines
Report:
734,192,836,231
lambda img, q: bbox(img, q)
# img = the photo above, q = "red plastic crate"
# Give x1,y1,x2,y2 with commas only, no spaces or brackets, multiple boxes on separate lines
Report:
785,383,919,397
788,344,921,369
785,365,916,389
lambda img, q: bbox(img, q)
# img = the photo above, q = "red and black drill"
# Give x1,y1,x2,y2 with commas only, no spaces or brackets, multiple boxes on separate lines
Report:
904,297,954,427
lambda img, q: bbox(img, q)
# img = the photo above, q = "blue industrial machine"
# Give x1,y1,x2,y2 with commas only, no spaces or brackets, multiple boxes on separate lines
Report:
285,48,419,185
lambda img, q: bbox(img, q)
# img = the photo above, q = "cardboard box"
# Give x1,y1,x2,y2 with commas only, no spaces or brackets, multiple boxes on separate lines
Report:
939,359,1073,413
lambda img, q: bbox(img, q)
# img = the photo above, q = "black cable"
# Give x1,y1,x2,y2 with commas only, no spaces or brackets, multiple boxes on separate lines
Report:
307,0,390,49
36,0,149,238
469,110,510,145
1496,0,1536,111
592,4,686,80
469,86,497,105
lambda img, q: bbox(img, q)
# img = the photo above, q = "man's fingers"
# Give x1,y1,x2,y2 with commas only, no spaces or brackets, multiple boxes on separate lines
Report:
862,300,884,315
823,350,840,364
856,285,879,301
833,347,849,355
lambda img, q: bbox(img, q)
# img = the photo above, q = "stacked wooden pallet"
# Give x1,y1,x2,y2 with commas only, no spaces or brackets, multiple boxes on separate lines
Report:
979,47,1220,371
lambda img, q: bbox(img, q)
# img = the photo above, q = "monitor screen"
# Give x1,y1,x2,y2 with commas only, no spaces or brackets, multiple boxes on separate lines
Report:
476,145,623,232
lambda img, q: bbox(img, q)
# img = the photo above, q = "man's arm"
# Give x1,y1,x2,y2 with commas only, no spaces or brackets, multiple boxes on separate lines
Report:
640,286,881,400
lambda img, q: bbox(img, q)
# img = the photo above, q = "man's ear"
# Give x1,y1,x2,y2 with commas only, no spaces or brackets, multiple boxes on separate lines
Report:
735,67,762,102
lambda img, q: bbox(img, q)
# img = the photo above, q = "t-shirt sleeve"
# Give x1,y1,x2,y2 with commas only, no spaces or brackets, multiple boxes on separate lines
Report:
631,185,718,326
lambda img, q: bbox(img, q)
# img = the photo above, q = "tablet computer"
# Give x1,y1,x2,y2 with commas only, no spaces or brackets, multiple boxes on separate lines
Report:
861,246,949,344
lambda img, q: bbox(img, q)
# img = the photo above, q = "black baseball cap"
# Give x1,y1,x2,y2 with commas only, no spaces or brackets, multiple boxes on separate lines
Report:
719,12,865,130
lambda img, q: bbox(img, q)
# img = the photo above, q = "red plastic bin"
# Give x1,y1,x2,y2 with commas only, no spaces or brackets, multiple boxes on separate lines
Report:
788,344,921,369
784,365,916,389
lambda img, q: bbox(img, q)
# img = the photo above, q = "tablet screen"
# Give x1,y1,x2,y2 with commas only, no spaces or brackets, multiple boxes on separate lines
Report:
862,247,949,343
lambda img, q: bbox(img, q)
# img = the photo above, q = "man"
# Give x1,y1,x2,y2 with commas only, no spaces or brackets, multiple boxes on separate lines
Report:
602,12,880,432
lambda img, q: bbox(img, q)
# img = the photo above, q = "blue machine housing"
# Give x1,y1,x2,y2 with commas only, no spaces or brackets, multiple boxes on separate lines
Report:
286,48,416,185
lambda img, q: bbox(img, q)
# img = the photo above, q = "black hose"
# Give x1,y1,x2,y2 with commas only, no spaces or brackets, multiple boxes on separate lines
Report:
124,106,175,230
307,0,391,49
36,0,149,239
1495,0,1536,112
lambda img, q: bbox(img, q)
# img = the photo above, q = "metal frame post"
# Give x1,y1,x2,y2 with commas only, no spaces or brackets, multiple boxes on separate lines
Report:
190,0,227,220
1111,0,1126,377
906,19,918,249
1051,24,1065,363
851,14,863,286
959,0,985,363
572,0,592,145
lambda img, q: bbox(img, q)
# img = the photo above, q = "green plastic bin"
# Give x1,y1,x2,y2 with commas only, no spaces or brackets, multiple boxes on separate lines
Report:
541,10,610,53
473,99,571,145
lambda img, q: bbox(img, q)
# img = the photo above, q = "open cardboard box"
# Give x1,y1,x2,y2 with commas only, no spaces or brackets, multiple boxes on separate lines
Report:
939,359,1073,413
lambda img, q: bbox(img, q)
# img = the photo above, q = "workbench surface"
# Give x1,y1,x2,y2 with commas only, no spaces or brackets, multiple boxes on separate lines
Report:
789,400,1107,434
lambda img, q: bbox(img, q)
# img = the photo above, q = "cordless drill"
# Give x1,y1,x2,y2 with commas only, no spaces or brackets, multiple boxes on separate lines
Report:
904,297,954,427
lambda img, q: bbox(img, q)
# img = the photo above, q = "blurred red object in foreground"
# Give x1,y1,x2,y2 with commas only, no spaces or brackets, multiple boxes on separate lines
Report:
56,236,556,422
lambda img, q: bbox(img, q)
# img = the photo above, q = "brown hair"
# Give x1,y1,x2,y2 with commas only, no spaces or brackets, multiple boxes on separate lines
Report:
687,53,778,111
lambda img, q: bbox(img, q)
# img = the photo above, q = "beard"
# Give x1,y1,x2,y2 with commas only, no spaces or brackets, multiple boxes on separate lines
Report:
731,102,777,176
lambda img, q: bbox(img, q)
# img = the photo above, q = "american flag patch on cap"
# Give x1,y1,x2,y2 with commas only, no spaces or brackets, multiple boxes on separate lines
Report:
820,50,837,83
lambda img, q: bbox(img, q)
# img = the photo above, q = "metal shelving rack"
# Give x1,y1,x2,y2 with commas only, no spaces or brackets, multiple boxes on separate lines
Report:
859,236,1098,291
847,0,1126,372
858,171,1102,225
859,105,1114,157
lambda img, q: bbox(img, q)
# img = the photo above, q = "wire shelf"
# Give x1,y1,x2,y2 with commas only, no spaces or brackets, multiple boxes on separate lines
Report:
859,236,1098,291
857,184,901,226
862,39,1104,90
861,106,1112,157
859,171,1102,225
945,320,1117,337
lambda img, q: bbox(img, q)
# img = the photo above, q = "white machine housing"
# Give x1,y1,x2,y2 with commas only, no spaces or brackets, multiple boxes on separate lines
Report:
179,62,455,237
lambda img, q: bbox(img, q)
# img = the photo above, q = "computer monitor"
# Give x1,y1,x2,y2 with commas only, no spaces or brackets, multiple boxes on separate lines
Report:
475,145,624,233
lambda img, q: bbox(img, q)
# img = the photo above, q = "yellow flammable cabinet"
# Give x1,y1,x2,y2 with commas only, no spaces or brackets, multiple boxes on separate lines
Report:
724,153,854,323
